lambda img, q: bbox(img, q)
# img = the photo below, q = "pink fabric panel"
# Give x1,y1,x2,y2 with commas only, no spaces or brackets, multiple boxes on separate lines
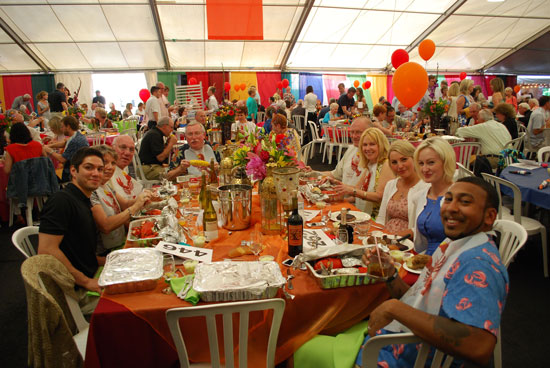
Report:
256,72,282,108
323,74,346,102
386,75,394,102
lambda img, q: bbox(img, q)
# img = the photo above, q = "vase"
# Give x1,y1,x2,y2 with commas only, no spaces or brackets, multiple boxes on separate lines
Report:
429,114,441,131
230,166,251,186
260,164,283,235
221,121,232,145
273,166,300,211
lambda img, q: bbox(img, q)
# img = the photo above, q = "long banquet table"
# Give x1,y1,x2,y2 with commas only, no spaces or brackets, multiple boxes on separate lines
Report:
84,196,391,368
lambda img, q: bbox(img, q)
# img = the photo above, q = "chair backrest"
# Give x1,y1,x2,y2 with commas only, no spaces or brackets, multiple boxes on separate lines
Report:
12,225,39,258
88,133,105,146
300,142,314,166
493,219,528,268
166,298,285,368
308,121,321,141
335,126,350,145
361,332,455,368
256,111,265,123
538,146,550,163
452,142,482,168
503,132,525,151
481,173,522,224
518,124,526,133
120,128,137,142
292,115,305,131
132,151,147,181
456,162,474,179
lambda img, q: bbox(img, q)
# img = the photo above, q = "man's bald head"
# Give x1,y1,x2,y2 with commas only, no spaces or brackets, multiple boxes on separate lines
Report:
350,116,371,146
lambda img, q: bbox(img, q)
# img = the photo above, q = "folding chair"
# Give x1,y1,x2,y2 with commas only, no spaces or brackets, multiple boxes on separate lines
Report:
11,225,39,258
452,142,481,169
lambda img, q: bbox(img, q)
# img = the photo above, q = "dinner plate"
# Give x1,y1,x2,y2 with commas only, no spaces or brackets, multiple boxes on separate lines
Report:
330,210,370,224
361,237,414,252
403,262,422,274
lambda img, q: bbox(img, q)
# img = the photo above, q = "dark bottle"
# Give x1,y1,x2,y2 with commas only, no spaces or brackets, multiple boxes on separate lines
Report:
287,193,303,257
198,171,207,209
209,158,218,185
337,208,354,244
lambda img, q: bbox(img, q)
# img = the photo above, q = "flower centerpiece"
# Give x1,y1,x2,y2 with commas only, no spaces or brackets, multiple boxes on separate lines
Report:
215,104,236,144
64,106,86,120
421,98,449,131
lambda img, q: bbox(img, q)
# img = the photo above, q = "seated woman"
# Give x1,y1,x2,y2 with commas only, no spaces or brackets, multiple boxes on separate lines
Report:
376,140,428,234
333,128,393,217
3,123,45,175
122,103,133,119
42,116,65,145
107,103,122,121
407,137,456,255
494,102,518,139
371,104,394,135
96,107,112,129
322,102,341,123
91,145,152,255
231,106,257,141
270,113,301,159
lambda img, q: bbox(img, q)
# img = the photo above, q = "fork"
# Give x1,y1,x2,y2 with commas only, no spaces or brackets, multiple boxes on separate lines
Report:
286,268,295,290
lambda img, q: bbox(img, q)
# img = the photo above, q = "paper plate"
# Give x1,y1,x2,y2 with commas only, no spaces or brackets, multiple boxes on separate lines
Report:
330,210,370,224
362,233,414,251
403,262,422,275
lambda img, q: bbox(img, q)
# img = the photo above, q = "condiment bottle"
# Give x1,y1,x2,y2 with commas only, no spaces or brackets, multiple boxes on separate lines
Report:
287,192,303,257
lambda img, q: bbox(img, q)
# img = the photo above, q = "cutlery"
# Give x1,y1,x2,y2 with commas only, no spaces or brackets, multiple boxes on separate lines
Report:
286,268,295,290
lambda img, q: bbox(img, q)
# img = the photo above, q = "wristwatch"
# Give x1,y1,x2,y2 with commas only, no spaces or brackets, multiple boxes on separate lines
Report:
353,189,357,197
385,269,398,283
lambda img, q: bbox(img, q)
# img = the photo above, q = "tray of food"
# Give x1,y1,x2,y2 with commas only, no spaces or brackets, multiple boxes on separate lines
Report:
193,261,286,301
98,248,163,295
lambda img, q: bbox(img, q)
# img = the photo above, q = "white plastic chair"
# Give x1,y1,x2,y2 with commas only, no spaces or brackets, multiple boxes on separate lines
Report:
452,142,482,169
335,125,352,163
87,133,106,146
166,298,285,368
503,132,525,151
292,115,305,144
9,196,46,227
132,151,162,189
492,219,528,368
537,146,550,162
307,121,326,158
300,142,314,166
11,225,39,258
256,111,265,123
361,332,455,368
455,162,474,180
481,173,548,277
120,128,138,142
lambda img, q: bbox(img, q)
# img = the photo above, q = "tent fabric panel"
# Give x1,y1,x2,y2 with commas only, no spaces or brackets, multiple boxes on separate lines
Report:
229,72,258,101
119,42,165,69
368,75,387,109
263,5,303,41
455,0,549,17
208,72,230,104
242,42,286,68
408,47,510,71
158,72,181,105
184,71,209,103
205,42,244,68
0,44,40,72
77,42,128,69
317,0,455,13
31,74,55,113
54,73,93,108
0,27,12,43
158,4,206,40
256,71,282,108
0,6,71,42
2,75,33,112
0,77,5,111
206,0,263,41
52,5,115,42
102,5,158,42
298,7,360,43
31,43,90,70
166,42,205,68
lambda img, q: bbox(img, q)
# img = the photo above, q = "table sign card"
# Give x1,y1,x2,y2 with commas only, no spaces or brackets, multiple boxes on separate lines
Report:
155,241,213,263
300,209,320,222
303,229,336,253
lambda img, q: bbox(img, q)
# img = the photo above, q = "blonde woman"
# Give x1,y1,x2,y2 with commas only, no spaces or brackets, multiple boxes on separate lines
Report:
376,140,428,234
456,79,474,126
36,91,51,120
504,87,517,110
490,78,505,107
122,103,133,119
334,128,393,217
405,137,456,255
446,82,460,121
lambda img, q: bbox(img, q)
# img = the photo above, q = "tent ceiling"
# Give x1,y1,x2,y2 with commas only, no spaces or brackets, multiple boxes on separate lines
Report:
0,0,549,73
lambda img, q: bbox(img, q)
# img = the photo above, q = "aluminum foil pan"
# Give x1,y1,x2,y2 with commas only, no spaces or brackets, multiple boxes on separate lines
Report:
193,261,286,302
98,248,163,294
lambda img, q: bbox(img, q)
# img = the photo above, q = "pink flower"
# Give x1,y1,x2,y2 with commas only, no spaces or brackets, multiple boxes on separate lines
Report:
245,154,267,181
259,150,270,162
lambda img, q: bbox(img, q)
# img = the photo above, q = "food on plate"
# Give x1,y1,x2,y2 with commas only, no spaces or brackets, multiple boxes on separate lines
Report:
311,187,322,194
336,212,356,222
228,245,254,258
144,209,162,216
390,250,404,263
406,254,432,270
315,201,326,209
130,220,159,239
366,235,388,245
189,159,210,167
388,241,409,252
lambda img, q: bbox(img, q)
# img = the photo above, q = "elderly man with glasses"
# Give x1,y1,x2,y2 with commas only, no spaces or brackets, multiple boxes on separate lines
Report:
109,134,143,199
165,122,219,181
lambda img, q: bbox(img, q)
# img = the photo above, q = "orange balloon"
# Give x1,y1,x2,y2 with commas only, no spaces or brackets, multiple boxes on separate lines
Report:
353,80,360,88
234,84,240,91
514,85,521,93
418,39,436,61
392,62,429,108
240,83,246,91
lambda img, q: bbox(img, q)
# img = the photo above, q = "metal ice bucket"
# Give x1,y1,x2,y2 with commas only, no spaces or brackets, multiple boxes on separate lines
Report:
217,184,253,230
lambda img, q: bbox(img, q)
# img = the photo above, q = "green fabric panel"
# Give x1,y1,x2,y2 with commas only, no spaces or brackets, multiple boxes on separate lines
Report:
31,74,55,113
346,74,373,111
157,72,180,104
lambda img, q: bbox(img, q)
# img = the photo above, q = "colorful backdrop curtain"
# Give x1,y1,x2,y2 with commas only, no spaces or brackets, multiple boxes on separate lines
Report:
31,75,55,111
299,73,323,103
256,72,281,108
183,72,208,103
368,75,387,107
323,74,346,103
229,72,258,101
208,72,230,104
2,75,34,112
0,77,5,112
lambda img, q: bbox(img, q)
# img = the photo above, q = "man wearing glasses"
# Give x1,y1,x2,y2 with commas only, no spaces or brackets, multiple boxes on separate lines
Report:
109,135,143,199
165,122,219,180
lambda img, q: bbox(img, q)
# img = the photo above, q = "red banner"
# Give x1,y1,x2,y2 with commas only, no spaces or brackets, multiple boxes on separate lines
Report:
206,0,263,40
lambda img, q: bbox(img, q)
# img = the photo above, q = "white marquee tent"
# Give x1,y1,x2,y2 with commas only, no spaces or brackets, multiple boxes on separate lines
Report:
0,0,549,74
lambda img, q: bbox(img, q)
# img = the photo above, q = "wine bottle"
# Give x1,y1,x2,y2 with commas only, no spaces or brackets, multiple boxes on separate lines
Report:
198,171,207,209
287,193,303,257
337,208,354,244
209,158,218,185
203,189,218,242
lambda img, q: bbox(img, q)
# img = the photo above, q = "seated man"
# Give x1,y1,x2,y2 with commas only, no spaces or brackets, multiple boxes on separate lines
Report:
38,147,105,314
356,177,508,367
526,95,550,151
165,122,219,180
43,115,90,182
138,116,176,180
109,134,143,200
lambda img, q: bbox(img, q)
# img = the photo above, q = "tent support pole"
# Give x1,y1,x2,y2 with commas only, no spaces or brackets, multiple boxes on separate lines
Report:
0,17,50,73
149,0,171,70
280,0,315,71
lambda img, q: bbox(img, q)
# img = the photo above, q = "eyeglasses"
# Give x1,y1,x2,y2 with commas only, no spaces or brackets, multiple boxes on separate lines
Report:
186,131,204,137
116,145,135,153
350,130,363,135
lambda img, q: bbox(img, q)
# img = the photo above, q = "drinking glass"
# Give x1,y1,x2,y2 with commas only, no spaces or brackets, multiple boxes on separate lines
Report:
355,221,371,241
335,227,348,245
249,230,263,258
163,254,177,281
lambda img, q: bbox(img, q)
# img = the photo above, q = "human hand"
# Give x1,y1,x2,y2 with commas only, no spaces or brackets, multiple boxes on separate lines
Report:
83,278,101,293
179,160,191,172
334,183,353,196
368,300,398,336
167,135,177,146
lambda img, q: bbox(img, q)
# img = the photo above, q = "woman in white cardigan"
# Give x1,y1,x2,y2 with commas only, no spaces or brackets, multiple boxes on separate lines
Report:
375,140,428,233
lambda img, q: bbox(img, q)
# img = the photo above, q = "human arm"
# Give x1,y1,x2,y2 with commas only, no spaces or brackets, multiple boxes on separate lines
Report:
367,299,496,366
61,101,68,111
3,151,13,174
155,135,177,163
372,120,393,135
338,161,393,203
341,105,352,117
92,191,152,234
43,146,67,164
165,159,191,181
47,139,67,149
27,117,44,128
38,233,100,292
456,96,466,114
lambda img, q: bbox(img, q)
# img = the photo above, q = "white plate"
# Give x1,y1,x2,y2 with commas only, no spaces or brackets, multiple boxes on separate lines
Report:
362,233,414,252
330,210,370,224
403,262,422,274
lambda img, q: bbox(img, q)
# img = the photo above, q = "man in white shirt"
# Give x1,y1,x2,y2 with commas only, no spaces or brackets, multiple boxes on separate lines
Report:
456,109,511,168
156,82,170,118
145,86,161,128
526,96,550,150
320,117,369,186
109,135,143,200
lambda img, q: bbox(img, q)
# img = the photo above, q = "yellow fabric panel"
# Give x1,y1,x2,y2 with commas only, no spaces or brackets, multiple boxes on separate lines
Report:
0,77,5,112
367,75,387,106
229,72,258,101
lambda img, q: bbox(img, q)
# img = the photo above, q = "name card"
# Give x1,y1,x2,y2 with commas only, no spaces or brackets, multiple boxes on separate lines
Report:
155,241,213,263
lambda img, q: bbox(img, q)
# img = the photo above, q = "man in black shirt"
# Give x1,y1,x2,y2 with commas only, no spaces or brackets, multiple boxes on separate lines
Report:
48,82,68,114
39,147,105,313
92,90,106,106
338,87,356,118
138,116,177,180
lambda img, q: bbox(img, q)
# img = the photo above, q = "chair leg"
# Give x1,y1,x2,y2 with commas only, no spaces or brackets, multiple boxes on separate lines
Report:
8,198,14,227
541,227,548,278
26,198,34,226
494,330,502,368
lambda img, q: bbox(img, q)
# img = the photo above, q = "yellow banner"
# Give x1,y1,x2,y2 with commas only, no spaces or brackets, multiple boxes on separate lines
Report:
229,72,258,101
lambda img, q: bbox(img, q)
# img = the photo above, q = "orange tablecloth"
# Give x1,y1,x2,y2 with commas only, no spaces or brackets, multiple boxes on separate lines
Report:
85,199,390,368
